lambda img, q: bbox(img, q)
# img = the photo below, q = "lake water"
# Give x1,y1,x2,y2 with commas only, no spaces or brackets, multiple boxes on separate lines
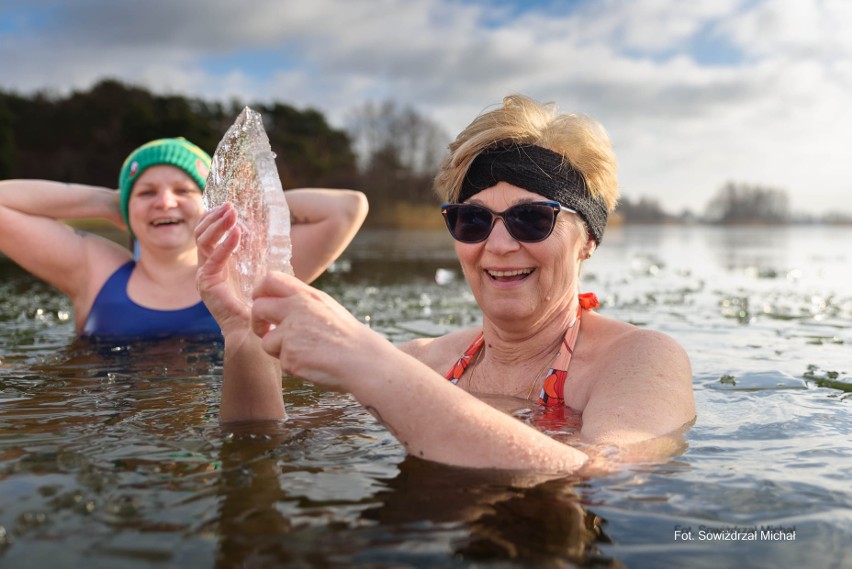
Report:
1,225,850,568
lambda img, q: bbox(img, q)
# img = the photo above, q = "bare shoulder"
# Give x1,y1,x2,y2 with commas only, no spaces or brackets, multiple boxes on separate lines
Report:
74,234,133,313
398,327,482,374
616,326,690,372
583,312,690,377
580,312,695,443
81,233,134,282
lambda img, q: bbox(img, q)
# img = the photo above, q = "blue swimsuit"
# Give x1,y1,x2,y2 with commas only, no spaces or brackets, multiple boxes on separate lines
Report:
82,261,221,339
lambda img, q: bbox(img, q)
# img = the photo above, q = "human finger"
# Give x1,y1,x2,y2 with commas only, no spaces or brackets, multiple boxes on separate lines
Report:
194,203,228,241
196,206,238,264
257,319,287,361
250,295,291,338
251,271,309,302
204,224,241,272
195,203,237,248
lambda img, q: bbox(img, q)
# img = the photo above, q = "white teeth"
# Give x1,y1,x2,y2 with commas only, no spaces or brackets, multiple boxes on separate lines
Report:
152,219,180,226
487,269,533,277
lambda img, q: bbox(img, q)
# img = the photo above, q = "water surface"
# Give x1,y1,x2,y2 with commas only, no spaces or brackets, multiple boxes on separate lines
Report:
1,225,850,568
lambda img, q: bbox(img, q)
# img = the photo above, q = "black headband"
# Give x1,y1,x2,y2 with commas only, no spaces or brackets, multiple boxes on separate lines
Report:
458,142,609,243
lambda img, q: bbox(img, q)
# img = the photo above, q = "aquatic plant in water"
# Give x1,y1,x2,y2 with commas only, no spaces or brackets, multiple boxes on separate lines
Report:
803,364,851,393
203,107,294,304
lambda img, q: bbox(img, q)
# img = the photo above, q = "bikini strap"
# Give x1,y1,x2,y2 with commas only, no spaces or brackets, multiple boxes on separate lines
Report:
538,293,598,407
445,332,485,385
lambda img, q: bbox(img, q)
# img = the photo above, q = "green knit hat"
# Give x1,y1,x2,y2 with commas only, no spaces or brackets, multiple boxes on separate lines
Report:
118,137,212,229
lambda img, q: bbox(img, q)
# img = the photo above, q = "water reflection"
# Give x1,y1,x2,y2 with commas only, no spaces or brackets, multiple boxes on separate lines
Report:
211,421,620,568
366,459,619,566
708,225,792,272
213,424,297,568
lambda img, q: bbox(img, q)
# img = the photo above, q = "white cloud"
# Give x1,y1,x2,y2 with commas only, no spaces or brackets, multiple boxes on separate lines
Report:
723,0,852,59
1,0,850,214
579,0,743,54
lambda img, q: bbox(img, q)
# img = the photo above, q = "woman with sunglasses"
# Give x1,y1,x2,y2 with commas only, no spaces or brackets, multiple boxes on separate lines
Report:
0,137,368,340
197,95,694,472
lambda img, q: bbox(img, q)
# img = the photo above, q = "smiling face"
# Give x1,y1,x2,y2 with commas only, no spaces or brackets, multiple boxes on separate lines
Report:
128,165,204,252
454,182,593,330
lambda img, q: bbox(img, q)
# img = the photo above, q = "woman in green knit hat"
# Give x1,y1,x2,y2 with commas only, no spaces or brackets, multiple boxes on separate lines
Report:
0,137,368,339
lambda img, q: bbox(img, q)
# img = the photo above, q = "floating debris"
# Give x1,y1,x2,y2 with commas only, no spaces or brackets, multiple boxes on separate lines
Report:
434,268,456,285
708,371,807,391
803,365,851,393
720,295,752,324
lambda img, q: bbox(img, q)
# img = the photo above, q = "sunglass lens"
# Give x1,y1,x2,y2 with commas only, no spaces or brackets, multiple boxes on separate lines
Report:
448,205,492,242
505,204,556,242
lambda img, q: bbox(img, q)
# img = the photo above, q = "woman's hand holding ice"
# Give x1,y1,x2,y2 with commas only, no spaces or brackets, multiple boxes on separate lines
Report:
197,202,286,422
195,203,250,338
251,272,387,390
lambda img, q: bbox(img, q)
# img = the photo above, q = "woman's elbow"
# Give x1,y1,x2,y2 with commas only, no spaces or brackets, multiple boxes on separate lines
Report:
340,190,369,228
320,190,367,227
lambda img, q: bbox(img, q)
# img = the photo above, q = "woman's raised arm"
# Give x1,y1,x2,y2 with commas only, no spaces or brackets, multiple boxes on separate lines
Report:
0,180,129,306
0,180,126,224
286,189,368,284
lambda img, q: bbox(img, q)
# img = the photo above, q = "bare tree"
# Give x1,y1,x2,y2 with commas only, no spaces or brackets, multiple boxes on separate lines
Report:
616,196,673,224
345,100,449,176
705,182,790,224
345,101,450,211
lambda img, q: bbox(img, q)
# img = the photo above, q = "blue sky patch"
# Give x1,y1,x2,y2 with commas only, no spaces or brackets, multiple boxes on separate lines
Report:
0,4,55,35
199,48,303,79
461,0,589,27
688,24,744,66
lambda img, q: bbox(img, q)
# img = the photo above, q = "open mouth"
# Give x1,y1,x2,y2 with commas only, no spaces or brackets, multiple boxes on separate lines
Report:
485,268,535,282
151,219,184,227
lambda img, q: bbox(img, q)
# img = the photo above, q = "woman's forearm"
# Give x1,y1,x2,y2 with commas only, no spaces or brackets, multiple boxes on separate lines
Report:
285,188,367,226
220,330,286,422
0,180,124,226
345,337,588,472
248,273,585,472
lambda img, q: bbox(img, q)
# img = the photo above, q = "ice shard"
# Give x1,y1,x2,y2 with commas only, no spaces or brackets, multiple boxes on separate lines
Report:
203,107,294,305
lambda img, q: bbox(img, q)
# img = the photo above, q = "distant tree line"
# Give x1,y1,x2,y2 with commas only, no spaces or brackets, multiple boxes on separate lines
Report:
0,79,357,191
0,79,451,226
1,80,845,226
615,182,800,225
614,196,676,224
704,181,790,224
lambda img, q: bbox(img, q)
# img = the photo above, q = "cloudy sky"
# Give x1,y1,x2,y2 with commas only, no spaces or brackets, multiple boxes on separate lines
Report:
2,0,850,215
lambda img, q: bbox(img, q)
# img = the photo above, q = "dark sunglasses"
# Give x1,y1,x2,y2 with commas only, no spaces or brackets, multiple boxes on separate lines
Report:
441,201,570,243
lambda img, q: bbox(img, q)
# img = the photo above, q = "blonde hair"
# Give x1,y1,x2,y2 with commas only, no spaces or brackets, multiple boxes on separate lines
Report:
434,95,619,212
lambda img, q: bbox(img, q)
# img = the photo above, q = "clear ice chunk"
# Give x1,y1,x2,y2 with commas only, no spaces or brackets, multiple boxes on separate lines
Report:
203,107,294,305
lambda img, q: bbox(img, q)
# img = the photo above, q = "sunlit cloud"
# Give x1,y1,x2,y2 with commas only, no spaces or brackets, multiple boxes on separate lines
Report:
1,0,849,215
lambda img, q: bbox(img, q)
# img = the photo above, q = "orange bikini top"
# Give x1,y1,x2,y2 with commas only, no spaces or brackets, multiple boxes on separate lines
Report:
444,292,599,407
